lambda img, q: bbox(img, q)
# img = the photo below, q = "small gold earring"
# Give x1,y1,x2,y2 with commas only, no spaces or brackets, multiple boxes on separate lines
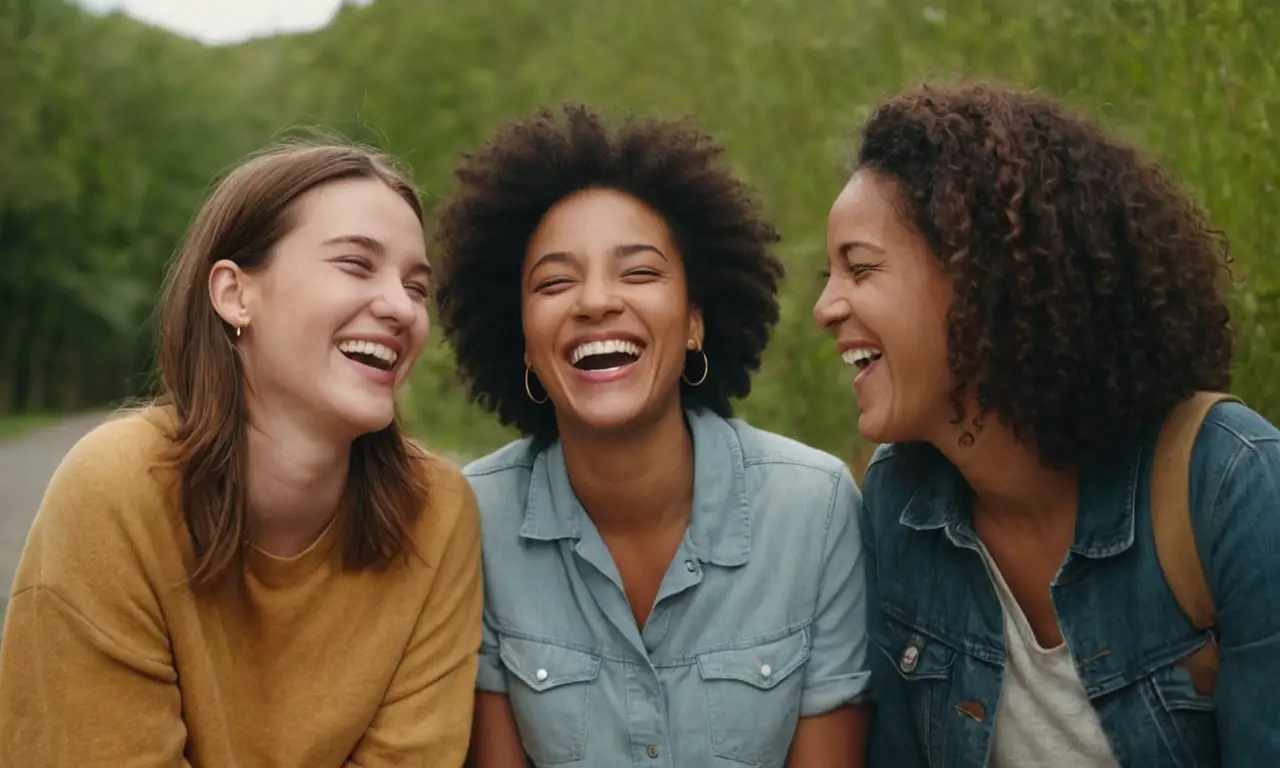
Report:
236,325,242,338
524,366,549,404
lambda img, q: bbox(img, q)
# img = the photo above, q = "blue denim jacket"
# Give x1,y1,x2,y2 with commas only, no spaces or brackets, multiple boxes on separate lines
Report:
464,407,871,767
860,401,1280,767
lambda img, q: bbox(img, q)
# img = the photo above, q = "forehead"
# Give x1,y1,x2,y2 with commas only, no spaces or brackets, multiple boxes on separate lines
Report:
528,187,674,253
291,177,425,251
827,170,903,243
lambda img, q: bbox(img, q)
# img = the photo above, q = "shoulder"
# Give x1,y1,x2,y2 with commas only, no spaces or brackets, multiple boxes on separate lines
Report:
1188,400,1280,520
728,418,859,531
14,407,182,594
461,437,539,524
39,406,179,523
730,417,850,481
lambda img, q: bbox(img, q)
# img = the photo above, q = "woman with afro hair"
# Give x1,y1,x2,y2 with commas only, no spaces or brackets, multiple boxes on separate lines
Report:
814,81,1280,766
437,104,871,766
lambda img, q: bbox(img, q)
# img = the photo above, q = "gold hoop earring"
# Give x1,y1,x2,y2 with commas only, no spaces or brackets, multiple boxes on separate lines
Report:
524,366,549,404
682,349,708,387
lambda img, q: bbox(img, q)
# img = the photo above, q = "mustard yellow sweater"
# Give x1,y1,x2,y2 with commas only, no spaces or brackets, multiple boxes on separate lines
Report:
0,409,482,767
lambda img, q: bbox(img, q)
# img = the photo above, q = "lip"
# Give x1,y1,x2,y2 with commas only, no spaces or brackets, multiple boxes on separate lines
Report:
836,337,881,355
562,329,648,364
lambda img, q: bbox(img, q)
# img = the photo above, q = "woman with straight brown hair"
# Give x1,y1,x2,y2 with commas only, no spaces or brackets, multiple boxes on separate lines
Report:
0,141,483,767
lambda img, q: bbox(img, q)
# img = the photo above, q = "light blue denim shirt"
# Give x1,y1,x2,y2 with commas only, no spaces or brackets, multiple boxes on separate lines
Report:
464,407,871,767
860,401,1280,767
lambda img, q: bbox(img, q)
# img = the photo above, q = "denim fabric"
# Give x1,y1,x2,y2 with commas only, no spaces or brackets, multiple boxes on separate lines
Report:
860,401,1280,767
465,407,872,767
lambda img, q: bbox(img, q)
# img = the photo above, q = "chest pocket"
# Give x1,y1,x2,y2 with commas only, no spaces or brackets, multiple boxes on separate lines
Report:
871,612,957,759
697,628,810,766
500,635,601,765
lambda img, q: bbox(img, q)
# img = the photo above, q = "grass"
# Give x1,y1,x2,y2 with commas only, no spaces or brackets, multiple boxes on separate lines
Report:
0,413,56,442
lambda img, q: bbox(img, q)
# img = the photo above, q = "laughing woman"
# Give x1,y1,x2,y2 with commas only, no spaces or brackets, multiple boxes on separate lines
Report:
436,104,871,767
814,82,1280,766
0,142,482,767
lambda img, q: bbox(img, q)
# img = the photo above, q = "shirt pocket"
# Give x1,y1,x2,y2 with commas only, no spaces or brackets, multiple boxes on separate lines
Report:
1145,649,1220,767
871,613,957,758
499,635,601,765
696,628,810,766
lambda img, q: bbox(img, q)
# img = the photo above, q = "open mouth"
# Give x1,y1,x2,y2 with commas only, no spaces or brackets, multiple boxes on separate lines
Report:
569,338,644,372
337,340,399,372
842,347,882,372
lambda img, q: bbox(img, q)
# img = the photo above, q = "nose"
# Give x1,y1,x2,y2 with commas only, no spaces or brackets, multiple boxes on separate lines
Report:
812,276,850,332
574,271,624,321
371,275,419,328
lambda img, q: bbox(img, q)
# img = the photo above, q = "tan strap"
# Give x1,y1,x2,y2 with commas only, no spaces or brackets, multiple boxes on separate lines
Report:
1150,391,1240,630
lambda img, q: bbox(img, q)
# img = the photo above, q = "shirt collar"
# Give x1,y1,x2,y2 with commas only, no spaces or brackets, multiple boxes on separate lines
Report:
519,407,752,566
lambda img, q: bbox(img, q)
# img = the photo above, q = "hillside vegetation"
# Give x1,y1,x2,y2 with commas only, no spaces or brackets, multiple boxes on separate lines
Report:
2,0,1276,466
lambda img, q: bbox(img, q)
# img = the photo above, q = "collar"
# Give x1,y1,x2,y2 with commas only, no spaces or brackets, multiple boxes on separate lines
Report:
519,407,752,566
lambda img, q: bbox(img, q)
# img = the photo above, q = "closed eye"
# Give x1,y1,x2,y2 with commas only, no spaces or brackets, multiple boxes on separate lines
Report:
622,268,662,282
337,255,374,272
850,262,883,279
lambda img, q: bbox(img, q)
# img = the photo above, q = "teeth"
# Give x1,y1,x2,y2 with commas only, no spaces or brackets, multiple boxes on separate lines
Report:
570,338,643,365
841,347,882,368
337,339,399,366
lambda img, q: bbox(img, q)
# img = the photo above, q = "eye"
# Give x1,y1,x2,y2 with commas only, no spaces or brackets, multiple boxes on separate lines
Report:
406,282,431,300
534,277,573,293
622,267,661,282
849,262,883,280
336,255,374,273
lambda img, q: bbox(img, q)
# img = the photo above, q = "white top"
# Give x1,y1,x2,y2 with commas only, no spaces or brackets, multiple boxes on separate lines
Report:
978,546,1121,768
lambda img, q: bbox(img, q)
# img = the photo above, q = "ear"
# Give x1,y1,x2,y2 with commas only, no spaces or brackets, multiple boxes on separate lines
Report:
209,259,252,330
686,306,705,351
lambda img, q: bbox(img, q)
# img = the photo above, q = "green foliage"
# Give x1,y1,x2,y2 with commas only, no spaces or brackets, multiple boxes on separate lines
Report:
1,0,1275,464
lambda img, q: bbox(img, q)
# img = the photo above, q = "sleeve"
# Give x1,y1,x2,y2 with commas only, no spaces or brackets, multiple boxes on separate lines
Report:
346,474,485,768
0,436,191,766
475,605,508,693
1204,435,1280,764
798,466,873,716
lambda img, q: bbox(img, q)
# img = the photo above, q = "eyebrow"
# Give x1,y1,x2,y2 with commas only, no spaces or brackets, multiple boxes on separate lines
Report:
324,234,433,278
530,243,667,271
838,240,886,258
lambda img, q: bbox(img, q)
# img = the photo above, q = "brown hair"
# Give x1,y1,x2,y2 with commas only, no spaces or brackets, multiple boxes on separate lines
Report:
854,81,1233,468
154,141,430,586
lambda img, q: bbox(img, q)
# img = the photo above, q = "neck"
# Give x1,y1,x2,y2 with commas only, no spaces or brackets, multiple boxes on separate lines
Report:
560,404,694,538
933,417,1077,531
244,402,350,556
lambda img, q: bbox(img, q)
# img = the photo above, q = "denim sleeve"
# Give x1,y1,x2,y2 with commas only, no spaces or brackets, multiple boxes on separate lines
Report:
799,466,873,716
1206,433,1280,764
475,606,507,693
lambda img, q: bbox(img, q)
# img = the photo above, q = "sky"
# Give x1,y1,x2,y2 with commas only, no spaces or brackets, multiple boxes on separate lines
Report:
76,0,372,45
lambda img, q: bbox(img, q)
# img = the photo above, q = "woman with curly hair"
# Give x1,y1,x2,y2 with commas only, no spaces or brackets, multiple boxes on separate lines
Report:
814,81,1280,766
437,104,871,766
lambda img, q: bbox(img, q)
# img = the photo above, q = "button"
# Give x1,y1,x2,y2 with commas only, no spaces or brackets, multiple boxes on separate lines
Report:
535,668,548,682
760,664,772,678
900,644,920,674
685,559,697,572
647,744,660,759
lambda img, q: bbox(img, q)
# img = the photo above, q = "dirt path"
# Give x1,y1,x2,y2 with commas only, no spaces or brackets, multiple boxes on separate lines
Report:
0,411,112,626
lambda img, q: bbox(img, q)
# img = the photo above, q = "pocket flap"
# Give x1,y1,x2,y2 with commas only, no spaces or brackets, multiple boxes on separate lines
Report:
696,629,810,690
500,636,601,692
874,616,955,681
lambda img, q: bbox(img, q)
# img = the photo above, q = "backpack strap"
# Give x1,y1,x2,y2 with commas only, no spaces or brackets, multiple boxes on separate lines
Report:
1149,390,1240,695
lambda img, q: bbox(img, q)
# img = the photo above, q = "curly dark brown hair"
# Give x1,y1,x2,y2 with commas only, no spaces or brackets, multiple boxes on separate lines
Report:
434,103,784,444
856,82,1234,468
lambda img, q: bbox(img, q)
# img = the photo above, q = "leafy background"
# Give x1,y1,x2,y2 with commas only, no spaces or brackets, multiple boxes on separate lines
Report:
2,0,1275,475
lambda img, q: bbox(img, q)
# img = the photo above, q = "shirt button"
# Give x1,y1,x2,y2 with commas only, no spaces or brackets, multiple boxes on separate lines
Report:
685,559,697,572
535,668,548,682
760,664,772,678
647,744,660,759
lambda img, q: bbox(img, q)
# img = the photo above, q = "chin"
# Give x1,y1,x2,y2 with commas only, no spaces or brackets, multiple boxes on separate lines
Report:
562,397,655,435
330,397,397,439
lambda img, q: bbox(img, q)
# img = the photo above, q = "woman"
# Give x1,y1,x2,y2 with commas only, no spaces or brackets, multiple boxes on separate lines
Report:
814,82,1280,766
435,104,870,767
0,142,483,766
